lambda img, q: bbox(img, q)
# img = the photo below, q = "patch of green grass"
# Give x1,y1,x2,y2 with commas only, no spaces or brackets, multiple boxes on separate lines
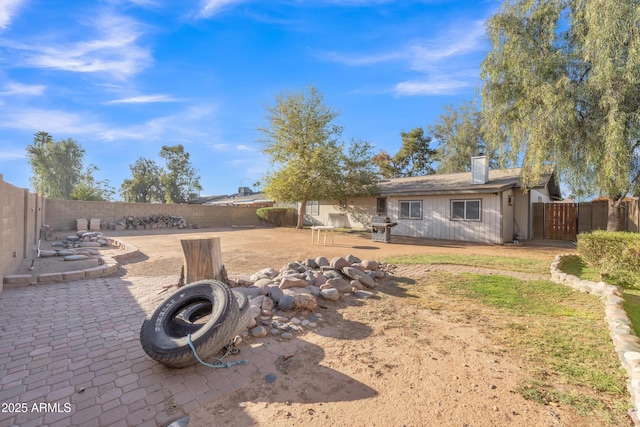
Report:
391,272,629,424
560,255,640,336
383,253,549,274
558,256,601,282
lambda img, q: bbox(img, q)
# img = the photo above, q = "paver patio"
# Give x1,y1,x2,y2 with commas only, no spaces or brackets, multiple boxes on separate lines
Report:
0,275,303,427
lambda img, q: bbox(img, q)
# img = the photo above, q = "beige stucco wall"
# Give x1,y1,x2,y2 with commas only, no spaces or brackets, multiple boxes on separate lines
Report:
0,175,46,292
45,200,263,231
303,197,377,229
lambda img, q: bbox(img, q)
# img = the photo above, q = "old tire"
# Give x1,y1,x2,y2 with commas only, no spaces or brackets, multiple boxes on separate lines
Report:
139,280,240,368
170,290,251,338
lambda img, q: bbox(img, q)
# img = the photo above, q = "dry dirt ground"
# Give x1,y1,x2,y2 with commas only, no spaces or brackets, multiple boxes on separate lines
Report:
20,226,627,426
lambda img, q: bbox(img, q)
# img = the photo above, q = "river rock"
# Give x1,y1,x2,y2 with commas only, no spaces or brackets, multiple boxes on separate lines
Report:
280,277,309,289
250,268,278,282
292,294,317,311
287,261,307,273
250,325,268,338
323,270,343,280
253,278,274,289
326,277,352,293
303,258,318,269
350,280,365,290
266,286,284,303
313,272,327,286
361,260,379,270
342,266,376,288
346,254,361,264
79,242,101,248
320,288,340,301
262,297,274,312
278,295,295,311
315,256,330,267
330,257,349,270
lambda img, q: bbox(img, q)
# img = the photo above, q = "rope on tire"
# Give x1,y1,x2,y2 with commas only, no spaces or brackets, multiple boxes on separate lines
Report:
187,334,249,368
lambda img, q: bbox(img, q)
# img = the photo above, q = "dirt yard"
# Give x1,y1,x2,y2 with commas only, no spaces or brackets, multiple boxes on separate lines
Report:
29,226,626,426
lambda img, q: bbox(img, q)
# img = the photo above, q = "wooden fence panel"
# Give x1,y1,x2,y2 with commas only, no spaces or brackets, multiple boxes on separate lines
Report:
545,203,577,240
577,202,592,234
532,203,544,239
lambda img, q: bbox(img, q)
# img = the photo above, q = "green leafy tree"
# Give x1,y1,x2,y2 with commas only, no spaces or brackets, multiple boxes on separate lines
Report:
119,158,164,203
159,145,203,203
372,127,437,178
71,165,115,201
429,101,499,174
26,132,85,199
481,0,640,230
258,85,378,229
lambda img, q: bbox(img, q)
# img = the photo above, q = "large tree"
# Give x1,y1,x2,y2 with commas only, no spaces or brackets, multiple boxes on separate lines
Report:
372,127,437,178
159,145,202,203
429,101,499,174
258,85,378,229
119,157,164,203
71,165,115,201
26,132,86,199
481,0,640,230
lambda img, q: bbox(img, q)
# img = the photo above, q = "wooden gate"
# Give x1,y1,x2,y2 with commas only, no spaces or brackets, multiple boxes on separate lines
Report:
544,203,577,240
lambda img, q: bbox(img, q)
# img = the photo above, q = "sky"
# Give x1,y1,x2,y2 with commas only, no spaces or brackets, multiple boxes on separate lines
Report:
0,0,500,198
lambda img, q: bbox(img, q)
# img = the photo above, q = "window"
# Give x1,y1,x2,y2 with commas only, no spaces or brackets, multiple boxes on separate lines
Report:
399,200,422,219
305,201,319,215
376,198,387,216
451,199,481,221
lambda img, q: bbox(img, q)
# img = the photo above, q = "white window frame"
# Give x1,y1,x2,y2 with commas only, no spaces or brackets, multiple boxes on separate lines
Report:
450,199,482,221
399,200,422,220
305,200,319,216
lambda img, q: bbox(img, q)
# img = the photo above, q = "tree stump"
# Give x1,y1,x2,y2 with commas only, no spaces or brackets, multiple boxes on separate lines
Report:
180,237,227,284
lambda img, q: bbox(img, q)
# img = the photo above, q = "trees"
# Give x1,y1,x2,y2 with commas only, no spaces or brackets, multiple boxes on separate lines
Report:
71,165,115,201
372,127,437,178
119,158,164,203
160,145,203,204
481,0,640,230
429,101,498,174
258,85,378,229
26,133,86,199
119,146,202,203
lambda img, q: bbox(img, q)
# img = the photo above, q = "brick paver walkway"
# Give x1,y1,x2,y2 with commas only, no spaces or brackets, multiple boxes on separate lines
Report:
0,276,302,427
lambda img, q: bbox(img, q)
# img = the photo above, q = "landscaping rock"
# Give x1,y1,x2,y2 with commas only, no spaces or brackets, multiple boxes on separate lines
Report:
342,266,376,288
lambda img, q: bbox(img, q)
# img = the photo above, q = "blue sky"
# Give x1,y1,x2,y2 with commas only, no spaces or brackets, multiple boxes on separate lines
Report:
0,0,499,198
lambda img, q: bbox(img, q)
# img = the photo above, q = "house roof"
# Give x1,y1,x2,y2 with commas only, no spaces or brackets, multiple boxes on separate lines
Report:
205,192,273,206
377,168,561,198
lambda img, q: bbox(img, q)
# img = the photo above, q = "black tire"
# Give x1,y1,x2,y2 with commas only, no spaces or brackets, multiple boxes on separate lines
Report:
170,290,251,337
139,280,240,368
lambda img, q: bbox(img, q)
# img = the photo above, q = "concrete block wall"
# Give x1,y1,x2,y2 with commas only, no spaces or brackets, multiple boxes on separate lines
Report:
45,199,264,231
0,174,45,293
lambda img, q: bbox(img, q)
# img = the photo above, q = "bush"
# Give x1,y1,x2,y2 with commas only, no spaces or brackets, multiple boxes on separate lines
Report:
256,207,296,227
577,231,640,286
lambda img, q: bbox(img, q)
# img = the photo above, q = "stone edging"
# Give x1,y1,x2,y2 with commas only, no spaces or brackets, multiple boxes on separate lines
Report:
551,254,640,426
3,237,139,287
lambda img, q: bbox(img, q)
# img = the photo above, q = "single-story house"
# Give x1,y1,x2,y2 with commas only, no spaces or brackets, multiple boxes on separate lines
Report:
301,156,561,244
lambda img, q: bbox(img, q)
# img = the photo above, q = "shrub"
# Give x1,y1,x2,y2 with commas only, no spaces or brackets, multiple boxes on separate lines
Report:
577,231,640,286
256,207,296,227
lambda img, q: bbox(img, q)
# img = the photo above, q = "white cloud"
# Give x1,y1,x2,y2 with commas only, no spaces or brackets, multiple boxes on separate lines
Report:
237,144,254,151
4,12,151,79
0,0,24,31
199,0,245,18
0,146,25,161
106,94,178,104
394,78,473,96
0,108,105,135
100,104,218,142
0,82,45,96
322,18,487,96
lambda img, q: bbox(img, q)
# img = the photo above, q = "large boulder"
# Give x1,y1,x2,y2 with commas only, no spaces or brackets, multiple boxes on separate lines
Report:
342,266,376,288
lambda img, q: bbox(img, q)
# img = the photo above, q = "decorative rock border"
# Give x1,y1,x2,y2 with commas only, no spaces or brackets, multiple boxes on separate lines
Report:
551,254,640,426
2,237,139,287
